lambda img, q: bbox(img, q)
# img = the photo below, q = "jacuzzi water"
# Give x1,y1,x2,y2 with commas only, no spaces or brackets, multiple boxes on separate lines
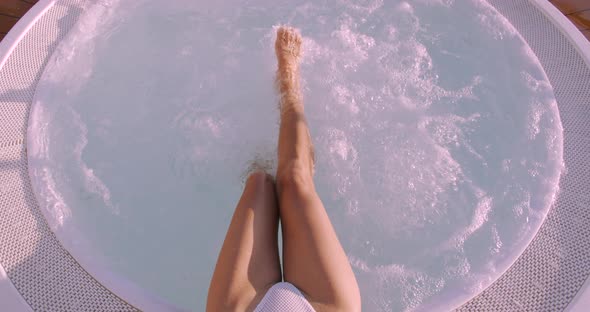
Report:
27,0,564,311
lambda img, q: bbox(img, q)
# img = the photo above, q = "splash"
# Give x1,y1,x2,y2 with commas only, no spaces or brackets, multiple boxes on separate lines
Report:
28,0,563,311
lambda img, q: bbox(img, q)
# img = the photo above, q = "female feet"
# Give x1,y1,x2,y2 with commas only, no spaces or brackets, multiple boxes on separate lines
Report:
275,27,302,99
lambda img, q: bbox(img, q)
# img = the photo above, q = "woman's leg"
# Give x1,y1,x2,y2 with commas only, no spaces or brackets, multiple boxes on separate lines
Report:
207,171,282,312
274,27,361,312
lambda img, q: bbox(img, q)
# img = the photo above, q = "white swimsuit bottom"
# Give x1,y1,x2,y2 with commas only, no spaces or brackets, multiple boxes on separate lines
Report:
254,282,316,312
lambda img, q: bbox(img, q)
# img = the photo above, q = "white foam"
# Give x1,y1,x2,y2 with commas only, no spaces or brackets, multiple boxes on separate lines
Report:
332,84,361,114
27,101,49,160
36,167,70,229
490,225,502,254
27,0,565,311
332,24,376,63
42,0,119,92
350,256,446,311
70,108,118,214
337,0,384,15
416,0,454,7
472,0,518,40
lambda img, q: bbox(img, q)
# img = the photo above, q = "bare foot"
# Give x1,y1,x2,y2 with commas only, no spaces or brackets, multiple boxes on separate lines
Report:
275,27,302,97
275,26,302,67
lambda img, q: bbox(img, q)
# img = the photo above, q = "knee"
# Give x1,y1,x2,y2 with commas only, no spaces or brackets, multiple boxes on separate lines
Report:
276,160,314,197
246,170,273,184
245,170,275,192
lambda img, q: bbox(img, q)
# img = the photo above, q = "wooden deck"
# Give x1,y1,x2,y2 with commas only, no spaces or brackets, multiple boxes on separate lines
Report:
0,0,588,43
551,0,590,39
0,0,37,42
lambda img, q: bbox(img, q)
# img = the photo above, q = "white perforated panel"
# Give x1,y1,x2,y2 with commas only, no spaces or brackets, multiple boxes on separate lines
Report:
0,0,589,311
0,0,138,311
459,1,590,311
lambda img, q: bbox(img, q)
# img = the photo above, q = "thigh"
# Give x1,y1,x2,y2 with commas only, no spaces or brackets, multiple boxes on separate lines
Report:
207,172,282,312
278,176,361,312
